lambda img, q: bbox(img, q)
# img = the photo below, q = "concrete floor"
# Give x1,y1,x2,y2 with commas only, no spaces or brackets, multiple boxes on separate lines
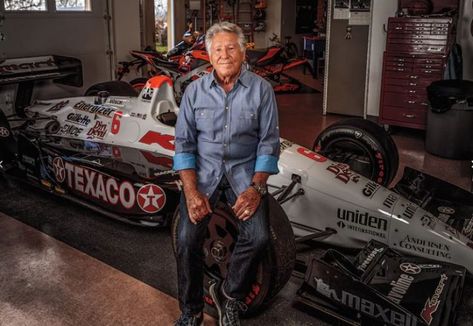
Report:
0,73,471,325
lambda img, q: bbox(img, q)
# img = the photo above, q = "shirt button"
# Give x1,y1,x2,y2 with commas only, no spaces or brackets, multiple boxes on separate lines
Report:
223,143,227,147
224,125,228,128
206,193,209,196
225,107,229,110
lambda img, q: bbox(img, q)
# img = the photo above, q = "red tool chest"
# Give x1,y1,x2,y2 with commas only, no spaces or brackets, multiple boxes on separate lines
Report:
378,17,455,129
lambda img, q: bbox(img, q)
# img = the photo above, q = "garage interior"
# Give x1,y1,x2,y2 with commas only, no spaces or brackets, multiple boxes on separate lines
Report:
1,0,473,325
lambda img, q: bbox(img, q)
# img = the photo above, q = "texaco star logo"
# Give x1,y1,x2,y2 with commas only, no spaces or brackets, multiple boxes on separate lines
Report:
400,262,421,275
0,127,10,138
137,184,166,213
52,157,66,183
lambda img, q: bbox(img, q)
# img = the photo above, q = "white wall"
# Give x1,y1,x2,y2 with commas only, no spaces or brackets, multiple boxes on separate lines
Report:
365,0,397,117
458,0,473,79
0,0,142,114
254,0,282,48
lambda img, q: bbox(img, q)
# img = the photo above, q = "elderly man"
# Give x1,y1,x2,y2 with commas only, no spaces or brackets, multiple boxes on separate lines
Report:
173,22,280,326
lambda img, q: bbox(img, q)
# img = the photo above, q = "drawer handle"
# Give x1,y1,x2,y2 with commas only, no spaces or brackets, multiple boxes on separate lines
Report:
410,75,418,79
409,83,417,86
424,70,432,73
407,100,416,104
403,114,416,118
409,90,416,93
421,102,428,106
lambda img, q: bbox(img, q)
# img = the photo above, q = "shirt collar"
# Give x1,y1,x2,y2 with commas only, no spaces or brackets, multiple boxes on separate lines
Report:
208,64,249,89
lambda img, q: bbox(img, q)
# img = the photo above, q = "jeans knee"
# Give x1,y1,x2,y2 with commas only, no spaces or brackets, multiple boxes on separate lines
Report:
249,231,269,252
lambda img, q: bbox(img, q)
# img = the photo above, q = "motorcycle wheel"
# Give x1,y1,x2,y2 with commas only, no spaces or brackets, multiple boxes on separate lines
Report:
171,195,296,315
313,118,399,187
84,81,138,97
129,77,149,93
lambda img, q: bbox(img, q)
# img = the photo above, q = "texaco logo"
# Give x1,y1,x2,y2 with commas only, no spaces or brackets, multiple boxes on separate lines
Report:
0,127,10,138
52,157,66,183
137,184,166,213
400,262,421,275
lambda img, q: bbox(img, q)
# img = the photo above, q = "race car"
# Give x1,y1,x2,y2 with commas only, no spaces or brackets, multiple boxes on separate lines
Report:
1,70,473,318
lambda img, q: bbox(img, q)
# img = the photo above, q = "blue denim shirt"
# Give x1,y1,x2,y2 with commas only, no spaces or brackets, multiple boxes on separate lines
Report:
173,66,280,197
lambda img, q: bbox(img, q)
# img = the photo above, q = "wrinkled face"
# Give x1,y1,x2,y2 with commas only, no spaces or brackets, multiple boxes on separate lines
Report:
209,32,245,80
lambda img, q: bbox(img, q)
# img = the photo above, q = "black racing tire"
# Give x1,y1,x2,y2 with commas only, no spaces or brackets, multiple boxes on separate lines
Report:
129,77,148,93
84,80,138,97
171,195,295,315
313,118,399,187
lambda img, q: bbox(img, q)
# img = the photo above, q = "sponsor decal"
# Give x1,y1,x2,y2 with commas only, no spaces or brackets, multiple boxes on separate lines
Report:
297,147,327,163
314,277,417,326
56,161,136,209
140,151,173,168
141,87,154,101
358,247,384,271
337,209,387,239
327,163,360,184
400,263,421,275
130,112,147,120
420,274,448,325
66,112,91,126
0,57,56,74
58,124,83,137
139,131,175,151
0,126,10,137
401,203,418,220
53,157,66,183
362,181,380,198
383,193,399,209
86,121,108,140
399,235,451,259
136,184,166,213
437,206,455,223
420,214,436,228
107,98,127,106
337,209,387,231
73,101,116,118
280,139,293,152
387,273,414,304
47,100,69,112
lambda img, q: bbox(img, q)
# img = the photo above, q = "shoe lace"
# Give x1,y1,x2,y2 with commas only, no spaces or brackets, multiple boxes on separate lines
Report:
225,299,248,325
175,314,198,326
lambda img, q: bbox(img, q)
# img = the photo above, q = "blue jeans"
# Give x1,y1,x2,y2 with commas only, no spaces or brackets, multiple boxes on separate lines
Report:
175,176,269,315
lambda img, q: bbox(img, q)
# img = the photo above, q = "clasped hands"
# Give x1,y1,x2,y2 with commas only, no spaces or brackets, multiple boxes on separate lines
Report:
185,187,260,224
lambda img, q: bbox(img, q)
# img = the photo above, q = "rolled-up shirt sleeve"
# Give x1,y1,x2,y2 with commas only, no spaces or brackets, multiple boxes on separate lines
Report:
173,86,197,171
255,82,280,174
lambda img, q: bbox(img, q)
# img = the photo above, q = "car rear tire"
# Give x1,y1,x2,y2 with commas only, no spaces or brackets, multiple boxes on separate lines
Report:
171,195,296,315
84,81,138,97
129,77,148,93
313,118,399,186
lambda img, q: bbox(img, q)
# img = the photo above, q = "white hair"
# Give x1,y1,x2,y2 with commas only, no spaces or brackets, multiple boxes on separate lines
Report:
205,22,246,55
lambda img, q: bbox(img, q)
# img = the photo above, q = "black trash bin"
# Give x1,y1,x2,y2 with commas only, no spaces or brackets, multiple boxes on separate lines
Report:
426,80,473,159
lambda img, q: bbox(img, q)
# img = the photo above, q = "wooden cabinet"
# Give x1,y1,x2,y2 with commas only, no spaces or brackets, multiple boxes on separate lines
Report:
378,17,454,129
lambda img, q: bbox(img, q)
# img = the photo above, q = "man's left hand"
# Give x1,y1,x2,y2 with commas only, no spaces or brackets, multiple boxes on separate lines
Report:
232,187,260,221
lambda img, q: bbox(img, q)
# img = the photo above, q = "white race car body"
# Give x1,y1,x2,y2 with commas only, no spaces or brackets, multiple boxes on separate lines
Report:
24,76,473,273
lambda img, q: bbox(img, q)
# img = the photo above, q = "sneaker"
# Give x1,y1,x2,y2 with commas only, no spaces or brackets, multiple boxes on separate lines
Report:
174,313,203,326
209,283,248,326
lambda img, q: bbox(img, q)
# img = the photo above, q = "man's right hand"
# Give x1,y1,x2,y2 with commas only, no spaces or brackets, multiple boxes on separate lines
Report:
185,189,212,224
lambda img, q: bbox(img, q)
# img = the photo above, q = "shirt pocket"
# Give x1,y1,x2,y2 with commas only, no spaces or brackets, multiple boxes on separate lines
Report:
195,108,215,141
238,109,258,144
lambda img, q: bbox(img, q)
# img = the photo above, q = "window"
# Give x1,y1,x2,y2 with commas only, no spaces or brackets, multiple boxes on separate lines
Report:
5,0,47,11
55,0,91,11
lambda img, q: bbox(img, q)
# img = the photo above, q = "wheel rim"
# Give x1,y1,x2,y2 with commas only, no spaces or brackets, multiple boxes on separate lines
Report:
321,138,379,182
202,206,268,311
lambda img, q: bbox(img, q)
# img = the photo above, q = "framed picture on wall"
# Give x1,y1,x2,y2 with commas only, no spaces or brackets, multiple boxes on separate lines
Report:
334,0,350,9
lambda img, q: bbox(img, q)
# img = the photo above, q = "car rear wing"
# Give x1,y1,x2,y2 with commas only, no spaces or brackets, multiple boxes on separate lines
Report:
0,55,82,87
0,55,83,117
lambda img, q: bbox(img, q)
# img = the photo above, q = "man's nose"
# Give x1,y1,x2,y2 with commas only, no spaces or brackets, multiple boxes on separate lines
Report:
221,48,229,57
